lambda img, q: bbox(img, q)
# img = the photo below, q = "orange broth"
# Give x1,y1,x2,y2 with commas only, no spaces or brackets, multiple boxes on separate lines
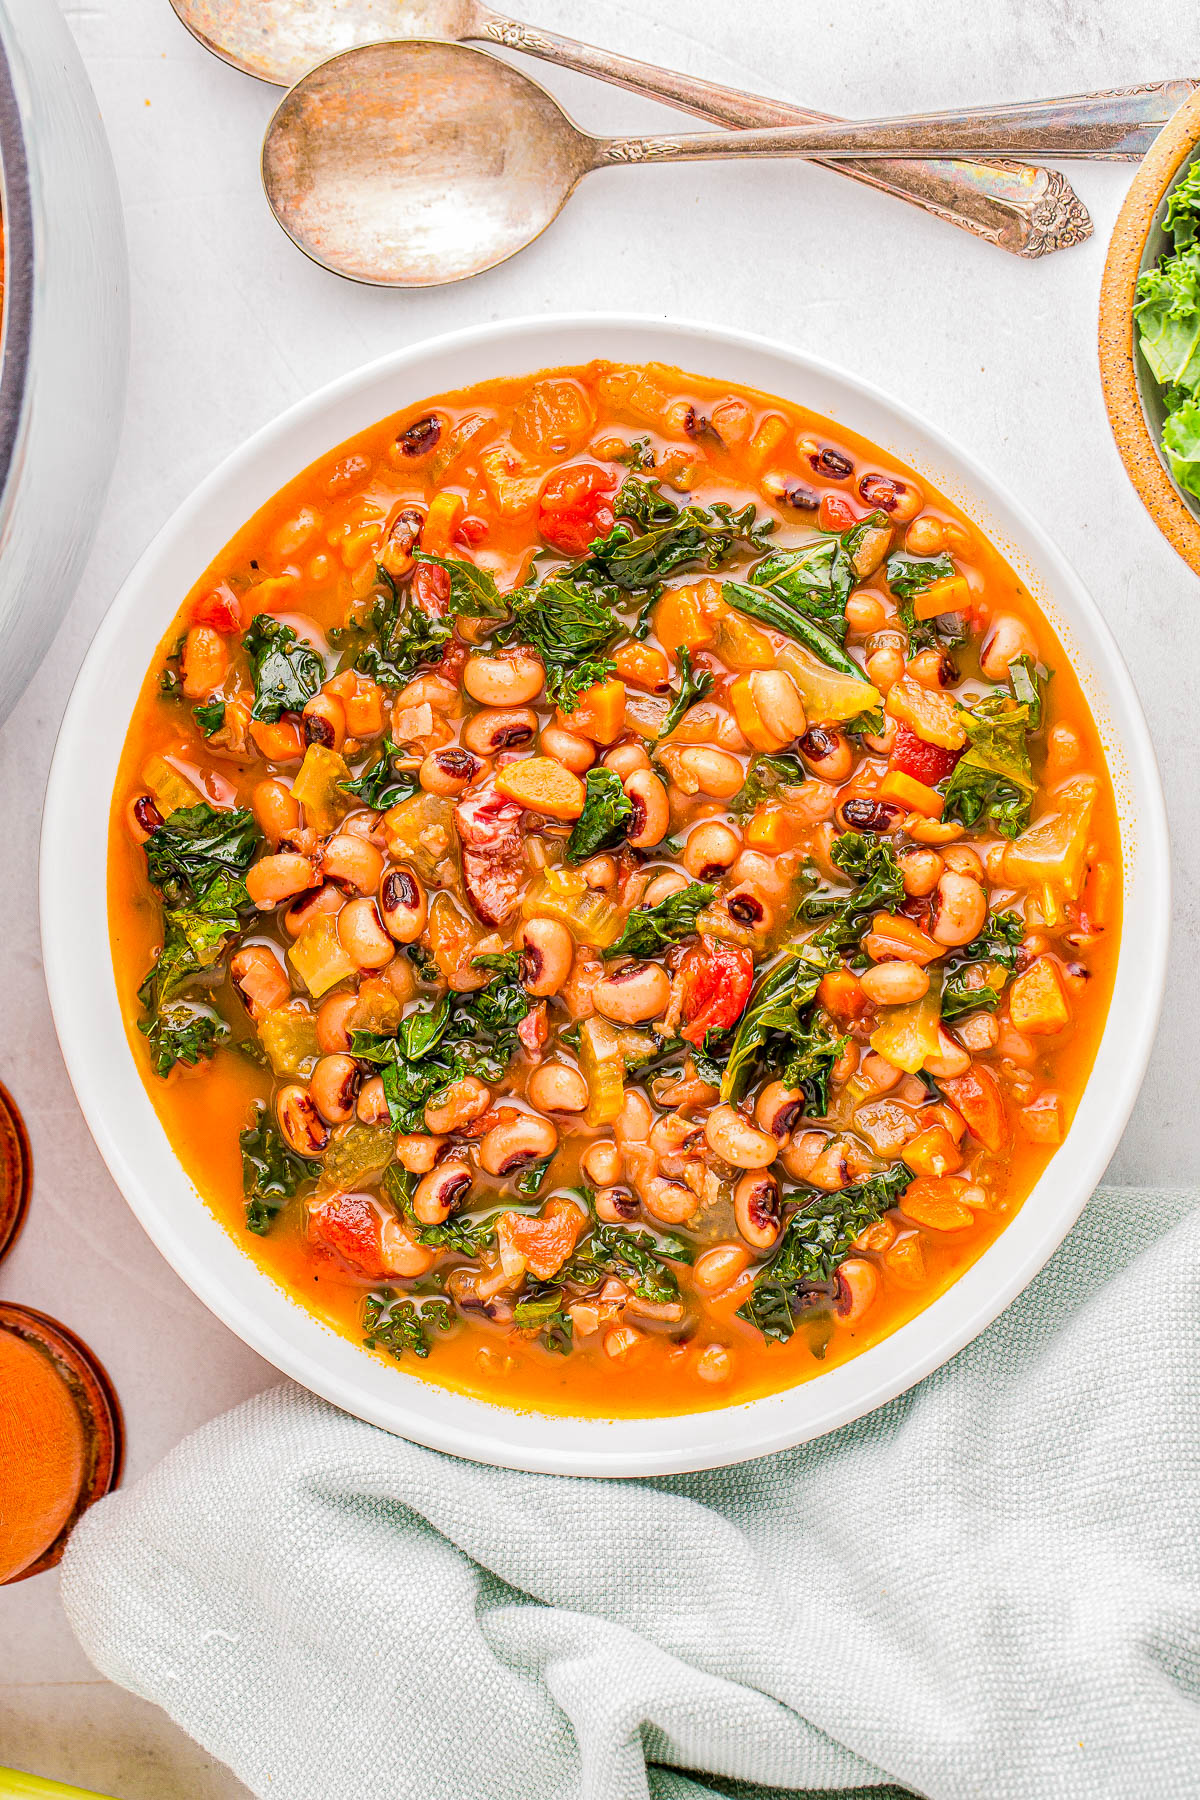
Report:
108,361,1120,1417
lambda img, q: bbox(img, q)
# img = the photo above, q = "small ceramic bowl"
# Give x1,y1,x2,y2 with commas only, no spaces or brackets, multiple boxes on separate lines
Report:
41,315,1170,1476
1100,89,1200,575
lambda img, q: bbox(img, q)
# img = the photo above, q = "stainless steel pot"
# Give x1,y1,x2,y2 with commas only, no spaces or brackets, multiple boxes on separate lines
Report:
0,0,128,725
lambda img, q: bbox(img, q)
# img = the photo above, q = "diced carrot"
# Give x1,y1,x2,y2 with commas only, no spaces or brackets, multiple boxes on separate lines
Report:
494,756,587,821
333,672,386,738
939,1065,1009,1152
819,493,856,532
421,491,465,557
654,584,716,651
744,412,788,471
818,968,868,1021
862,911,942,966
1009,956,1070,1035
916,1102,967,1143
901,1126,965,1179
557,678,626,744
1020,1093,1064,1144
901,1174,974,1230
878,769,944,817
911,575,971,621
613,642,670,692
191,583,242,633
250,717,305,762
745,806,806,853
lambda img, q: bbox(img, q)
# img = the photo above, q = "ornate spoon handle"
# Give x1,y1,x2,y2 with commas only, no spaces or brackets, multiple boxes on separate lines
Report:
473,3,1118,257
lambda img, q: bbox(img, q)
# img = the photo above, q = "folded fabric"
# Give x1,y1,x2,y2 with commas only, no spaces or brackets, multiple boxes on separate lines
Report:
61,1186,1200,1800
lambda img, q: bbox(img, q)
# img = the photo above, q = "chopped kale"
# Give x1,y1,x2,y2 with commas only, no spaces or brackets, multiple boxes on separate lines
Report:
884,551,961,653
139,1002,228,1079
566,768,634,862
747,510,889,643
142,803,258,908
496,574,620,711
362,1290,455,1360
240,1103,320,1235
158,635,185,698
656,645,714,741
799,831,906,955
721,578,863,678
720,948,834,1105
339,737,420,810
730,752,809,817
737,1164,913,1343
941,685,1039,839
411,550,507,620
564,1220,691,1304
352,963,530,1128
243,613,324,721
512,1285,574,1352
586,483,774,591
603,881,714,960
940,909,1024,1021
192,698,226,737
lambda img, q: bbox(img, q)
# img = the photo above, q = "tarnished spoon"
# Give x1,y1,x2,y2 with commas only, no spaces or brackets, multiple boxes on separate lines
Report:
260,41,1176,287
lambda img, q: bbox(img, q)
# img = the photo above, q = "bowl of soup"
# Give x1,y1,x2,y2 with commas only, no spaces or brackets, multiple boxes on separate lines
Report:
41,316,1168,1475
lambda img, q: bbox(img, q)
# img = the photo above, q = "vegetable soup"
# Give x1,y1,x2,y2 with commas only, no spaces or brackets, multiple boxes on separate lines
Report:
108,362,1119,1417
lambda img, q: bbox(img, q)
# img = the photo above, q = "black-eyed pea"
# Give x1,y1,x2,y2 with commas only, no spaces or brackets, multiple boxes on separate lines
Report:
419,746,484,795
833,1258,879,1325
316,990,357,1053
754,1081,806,1140
899,846,944,897
930,871,987,947
671,746,744,799
579,854,618,890
860,960,930,1006
309,1053,360,1125
540,724,595,774
942,844,985,882
302,691,346,751
592,963,671,1024
797,725,853,784
378,865,428,943
642,1177,698,1225
733,1170,782,1249
284,883,343,938
581,1140,623,1186
246,853,317,908
517,918,573,997
615,1088,653,1145
725,887,774,932
980,615,1038,682
478,1113,558,1177
704,1104,777,1171
463,651,544,708
623,768,670,848
683,821,740,880
424,1076,491,1135
394,1133,447,1174
865,643,906,694
692,1243,751,1293
808,1138,852,1191
412,1160,473,1226
603,742,651,780
356,1075,390,1125
337,896,395,969
461,707,538,756
527,1062,588,1114
276,1084,329,1156
323,833,384,894
643,870,689,906
781,1128,826,1181
593,1185,639,1223
126,794,164,844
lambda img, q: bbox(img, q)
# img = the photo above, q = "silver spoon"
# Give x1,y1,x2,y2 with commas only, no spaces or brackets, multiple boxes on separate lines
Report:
260,41,1177,288
172,0,1141,260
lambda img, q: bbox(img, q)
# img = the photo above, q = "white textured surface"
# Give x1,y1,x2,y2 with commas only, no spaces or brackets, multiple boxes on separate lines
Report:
59,1189,1200,1800
0,0,1196,1793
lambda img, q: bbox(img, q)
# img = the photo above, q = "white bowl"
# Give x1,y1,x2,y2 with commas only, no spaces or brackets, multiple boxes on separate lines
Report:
41,315,1169,1476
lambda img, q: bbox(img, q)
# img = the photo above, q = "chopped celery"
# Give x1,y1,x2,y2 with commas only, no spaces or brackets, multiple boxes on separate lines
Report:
869,974,943,1074
289,915,356,998
291,743,352,833
318,1123,395,1195
578,1016,625,1126
1003,774,1097,909
258,1002,322,1077
776,640,881,724
347,983,404,1036
381,792,454,879
141,753,202,816
521,867,621,948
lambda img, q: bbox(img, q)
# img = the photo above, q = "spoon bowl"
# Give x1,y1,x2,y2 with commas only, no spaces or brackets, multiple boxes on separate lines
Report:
262,40,591,285
173,0,480,86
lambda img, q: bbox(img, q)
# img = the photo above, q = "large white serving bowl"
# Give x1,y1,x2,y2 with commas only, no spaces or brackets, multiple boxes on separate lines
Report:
41,315,1169,1477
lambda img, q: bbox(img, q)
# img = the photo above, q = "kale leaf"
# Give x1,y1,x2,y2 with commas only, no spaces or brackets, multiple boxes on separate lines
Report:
411,550,507,620
193,698,226,737
780,1014,849,1117
721,578,863,678
566,768,633,862
603,882,714,960
885,551,962,653
730,752,809,817
243,613,324,721
587,483,774,591
142,803,258,907
362,1289,455,1360
940,909,1024,1022
799,831,905,954
737,1164,913,1343
339,737,420,810
139,1002,227,1079
1134,166,1200,499
512,1285,574,1353
720,948,833,1104
352,962,530,1129
496,574,620,711
747,510,888,643
563,1220,691,1304
240,1102,320,1234
346,568,453,688
656,645,714,741
941,691,1037,839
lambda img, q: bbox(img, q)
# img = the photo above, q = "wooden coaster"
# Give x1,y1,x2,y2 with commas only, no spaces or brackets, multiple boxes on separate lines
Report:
0,1080,31,1265
0,1304,123,1581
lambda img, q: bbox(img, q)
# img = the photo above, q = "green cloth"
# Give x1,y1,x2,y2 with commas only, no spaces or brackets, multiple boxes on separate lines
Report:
61,1187,1200,1799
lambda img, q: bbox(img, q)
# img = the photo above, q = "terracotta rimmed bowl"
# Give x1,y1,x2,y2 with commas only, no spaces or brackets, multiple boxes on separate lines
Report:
41,315,1170,1477
1100,89,1200,574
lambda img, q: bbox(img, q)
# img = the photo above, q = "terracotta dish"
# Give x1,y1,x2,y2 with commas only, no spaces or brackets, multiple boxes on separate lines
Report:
1099,89,1200,574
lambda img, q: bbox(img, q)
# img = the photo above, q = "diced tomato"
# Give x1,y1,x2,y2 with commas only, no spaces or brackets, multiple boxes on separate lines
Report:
890,721,961,786
191,584,242,634
411,557,452,616
939,1066,1009,1154
537,464,617,556
818,493,857,533
308,1192,392,1280
678,942,754,1047
455,514,490,547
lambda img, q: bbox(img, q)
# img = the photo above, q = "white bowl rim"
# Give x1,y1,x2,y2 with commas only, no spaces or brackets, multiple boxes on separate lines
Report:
41,312,1170,1477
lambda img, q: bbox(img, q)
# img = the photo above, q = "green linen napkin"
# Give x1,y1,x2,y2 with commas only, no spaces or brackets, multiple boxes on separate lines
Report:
60,1187,1200,1800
